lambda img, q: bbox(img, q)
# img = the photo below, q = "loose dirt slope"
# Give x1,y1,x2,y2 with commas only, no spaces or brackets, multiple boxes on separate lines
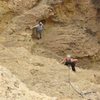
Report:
0,64,56,100
0,44,100,99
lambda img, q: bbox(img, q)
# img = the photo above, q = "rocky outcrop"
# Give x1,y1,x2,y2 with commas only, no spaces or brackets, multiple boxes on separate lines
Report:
0,0,99,67
40,0,100,62
2,4,54,35
8,0,39,13
0,44,100,100
0,65,56,100
91,0,100,42
42,24,99,57
0,0,99,65
0,0,100,99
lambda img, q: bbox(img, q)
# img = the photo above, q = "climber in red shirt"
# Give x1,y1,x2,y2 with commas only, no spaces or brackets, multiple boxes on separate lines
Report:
61,55,78,72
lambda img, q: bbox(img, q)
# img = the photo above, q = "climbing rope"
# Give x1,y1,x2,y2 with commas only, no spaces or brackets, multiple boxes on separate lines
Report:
67,65,97,99
68,65,84,98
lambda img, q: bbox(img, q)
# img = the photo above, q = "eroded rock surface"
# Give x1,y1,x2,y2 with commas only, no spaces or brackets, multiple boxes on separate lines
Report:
0,44,100,99
0,65,56,100
0,0,100,99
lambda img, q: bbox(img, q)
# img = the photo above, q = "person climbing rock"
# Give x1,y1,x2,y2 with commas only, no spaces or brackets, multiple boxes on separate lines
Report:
33,21,44,39
61,55,78,72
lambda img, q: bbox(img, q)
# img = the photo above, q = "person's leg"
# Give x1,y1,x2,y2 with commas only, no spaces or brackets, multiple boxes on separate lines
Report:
39,32,42,39
71,62,76,72
36,30,39,39
65,62,71,68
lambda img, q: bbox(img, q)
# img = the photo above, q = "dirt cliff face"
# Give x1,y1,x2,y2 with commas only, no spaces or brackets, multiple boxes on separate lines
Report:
91,0,100,42
8,0,39,13
0,44,100,100
41,0,100,67
0,0,100,99
0,65,56,100
0,0,100,67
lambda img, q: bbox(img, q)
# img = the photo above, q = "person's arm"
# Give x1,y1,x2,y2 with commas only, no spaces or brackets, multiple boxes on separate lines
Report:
71,58,78,62
61,58,66,64
30,25,38,29
33,25,38,28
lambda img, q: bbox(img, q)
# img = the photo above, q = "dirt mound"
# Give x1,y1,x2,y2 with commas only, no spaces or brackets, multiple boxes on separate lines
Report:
0,65,56,100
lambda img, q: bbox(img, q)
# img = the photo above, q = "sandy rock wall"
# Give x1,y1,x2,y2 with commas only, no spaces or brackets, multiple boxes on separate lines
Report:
0,65,56,100
0,0,100,99
0,0,99,36
40,0,100,57
0,0,99,39
0,0,54,34
0,0,100,63
8,0,39,13
3,5,53,34
0,44,100,99
0,0,15,32
91,0,100,41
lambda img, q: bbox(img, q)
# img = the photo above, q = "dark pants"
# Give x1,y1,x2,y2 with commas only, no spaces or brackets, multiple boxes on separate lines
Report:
36,30,42,39
65,61,76,72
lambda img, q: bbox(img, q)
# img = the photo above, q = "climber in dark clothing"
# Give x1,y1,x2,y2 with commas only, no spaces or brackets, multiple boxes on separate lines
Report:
61,55,78,72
